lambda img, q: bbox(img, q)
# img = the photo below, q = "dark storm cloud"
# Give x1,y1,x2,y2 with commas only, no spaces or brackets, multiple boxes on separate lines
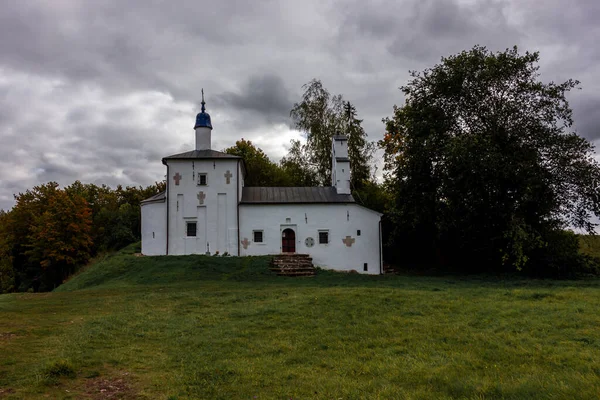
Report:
339,0,520,64
35,163,79,185
0,0,284,95
573,96,600,142
214,74,294,128
1,0,600,210
518,1,600,45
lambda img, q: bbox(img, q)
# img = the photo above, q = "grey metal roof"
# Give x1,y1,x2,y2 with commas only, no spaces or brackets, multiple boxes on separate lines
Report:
141,191,166,204
241,187,354,204
162,149,241,162
332,135,348,141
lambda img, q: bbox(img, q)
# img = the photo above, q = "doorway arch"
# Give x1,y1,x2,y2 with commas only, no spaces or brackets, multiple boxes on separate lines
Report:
281,228,296,253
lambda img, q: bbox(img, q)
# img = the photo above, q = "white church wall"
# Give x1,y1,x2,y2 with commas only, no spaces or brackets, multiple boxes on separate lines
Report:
238,161,244,203
239,203,382,274
141,201,167,255
166,158,240,256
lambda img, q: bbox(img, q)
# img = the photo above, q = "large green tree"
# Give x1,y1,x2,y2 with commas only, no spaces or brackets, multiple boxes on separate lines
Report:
289,79,375,189
225,139,290,186
279,140,319,187
0,210,15,293
382,46,600,275
226,139,322,187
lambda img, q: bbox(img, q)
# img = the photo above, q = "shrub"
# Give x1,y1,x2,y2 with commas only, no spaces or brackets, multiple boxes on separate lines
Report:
41,359,76,384
526,230,600,278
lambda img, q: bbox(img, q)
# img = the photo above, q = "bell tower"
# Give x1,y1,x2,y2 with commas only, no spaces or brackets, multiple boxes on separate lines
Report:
331,135,351,194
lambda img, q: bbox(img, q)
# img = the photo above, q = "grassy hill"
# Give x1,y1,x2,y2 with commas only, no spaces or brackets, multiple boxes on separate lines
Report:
1,244,600,399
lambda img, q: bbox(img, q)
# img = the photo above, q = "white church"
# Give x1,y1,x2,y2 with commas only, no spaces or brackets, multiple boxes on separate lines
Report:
140,96,383,274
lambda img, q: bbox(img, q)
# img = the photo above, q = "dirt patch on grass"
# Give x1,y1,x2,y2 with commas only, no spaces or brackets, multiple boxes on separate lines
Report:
83,372,138,399
0,388,16,398
0,332,17,340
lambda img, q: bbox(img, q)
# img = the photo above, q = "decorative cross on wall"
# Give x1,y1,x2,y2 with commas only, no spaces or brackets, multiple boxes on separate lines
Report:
224,170,233,184
241,237,250,249
173,172,182,185
342,236,355,247
197,191,206,205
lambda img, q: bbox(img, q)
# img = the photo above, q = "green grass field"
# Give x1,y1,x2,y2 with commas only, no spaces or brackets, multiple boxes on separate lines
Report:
1,244,600,399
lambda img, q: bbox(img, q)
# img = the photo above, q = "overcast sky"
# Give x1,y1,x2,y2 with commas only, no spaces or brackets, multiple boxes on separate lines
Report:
1,0,599,211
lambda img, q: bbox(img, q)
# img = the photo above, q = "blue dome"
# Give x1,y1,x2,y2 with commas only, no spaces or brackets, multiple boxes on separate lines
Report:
194,111,212,129
194,89,213,129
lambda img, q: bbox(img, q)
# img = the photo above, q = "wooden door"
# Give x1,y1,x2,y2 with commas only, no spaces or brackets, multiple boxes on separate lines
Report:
281,228,296,253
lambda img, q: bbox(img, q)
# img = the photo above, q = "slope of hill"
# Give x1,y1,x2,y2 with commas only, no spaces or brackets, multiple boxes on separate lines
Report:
55,243,277,292
1,245,600,399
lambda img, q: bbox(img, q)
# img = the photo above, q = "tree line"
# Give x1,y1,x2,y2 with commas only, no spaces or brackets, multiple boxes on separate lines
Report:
2,45,600,293
0,182,165,292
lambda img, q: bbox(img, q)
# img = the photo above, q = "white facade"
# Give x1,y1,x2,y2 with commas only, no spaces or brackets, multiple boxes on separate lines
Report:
140,198,166,255
140,106,383,274
240,203,382,274
165,158,242,256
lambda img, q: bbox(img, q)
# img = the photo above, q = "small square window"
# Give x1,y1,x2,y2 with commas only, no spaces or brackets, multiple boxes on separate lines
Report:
285,217,291,223
357,230,361,236
253,230,263,243
318,231,329,244
363,263,368,272
197,173,207,186
186,222,197,237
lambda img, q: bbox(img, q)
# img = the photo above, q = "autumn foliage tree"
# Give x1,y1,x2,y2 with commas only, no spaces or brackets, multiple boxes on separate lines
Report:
25,187,92,286
4,183,91,290
0,181,165,292
65,181,165,252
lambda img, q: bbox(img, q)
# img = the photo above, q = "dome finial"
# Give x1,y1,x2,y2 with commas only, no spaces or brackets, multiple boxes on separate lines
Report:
194,88,212,130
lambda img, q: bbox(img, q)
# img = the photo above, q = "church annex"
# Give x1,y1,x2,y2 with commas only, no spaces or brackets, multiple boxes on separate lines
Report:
141,96,383,274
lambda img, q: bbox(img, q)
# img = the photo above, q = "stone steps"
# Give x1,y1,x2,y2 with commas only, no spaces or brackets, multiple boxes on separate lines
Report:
271,253,316,277
271,261,314,267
